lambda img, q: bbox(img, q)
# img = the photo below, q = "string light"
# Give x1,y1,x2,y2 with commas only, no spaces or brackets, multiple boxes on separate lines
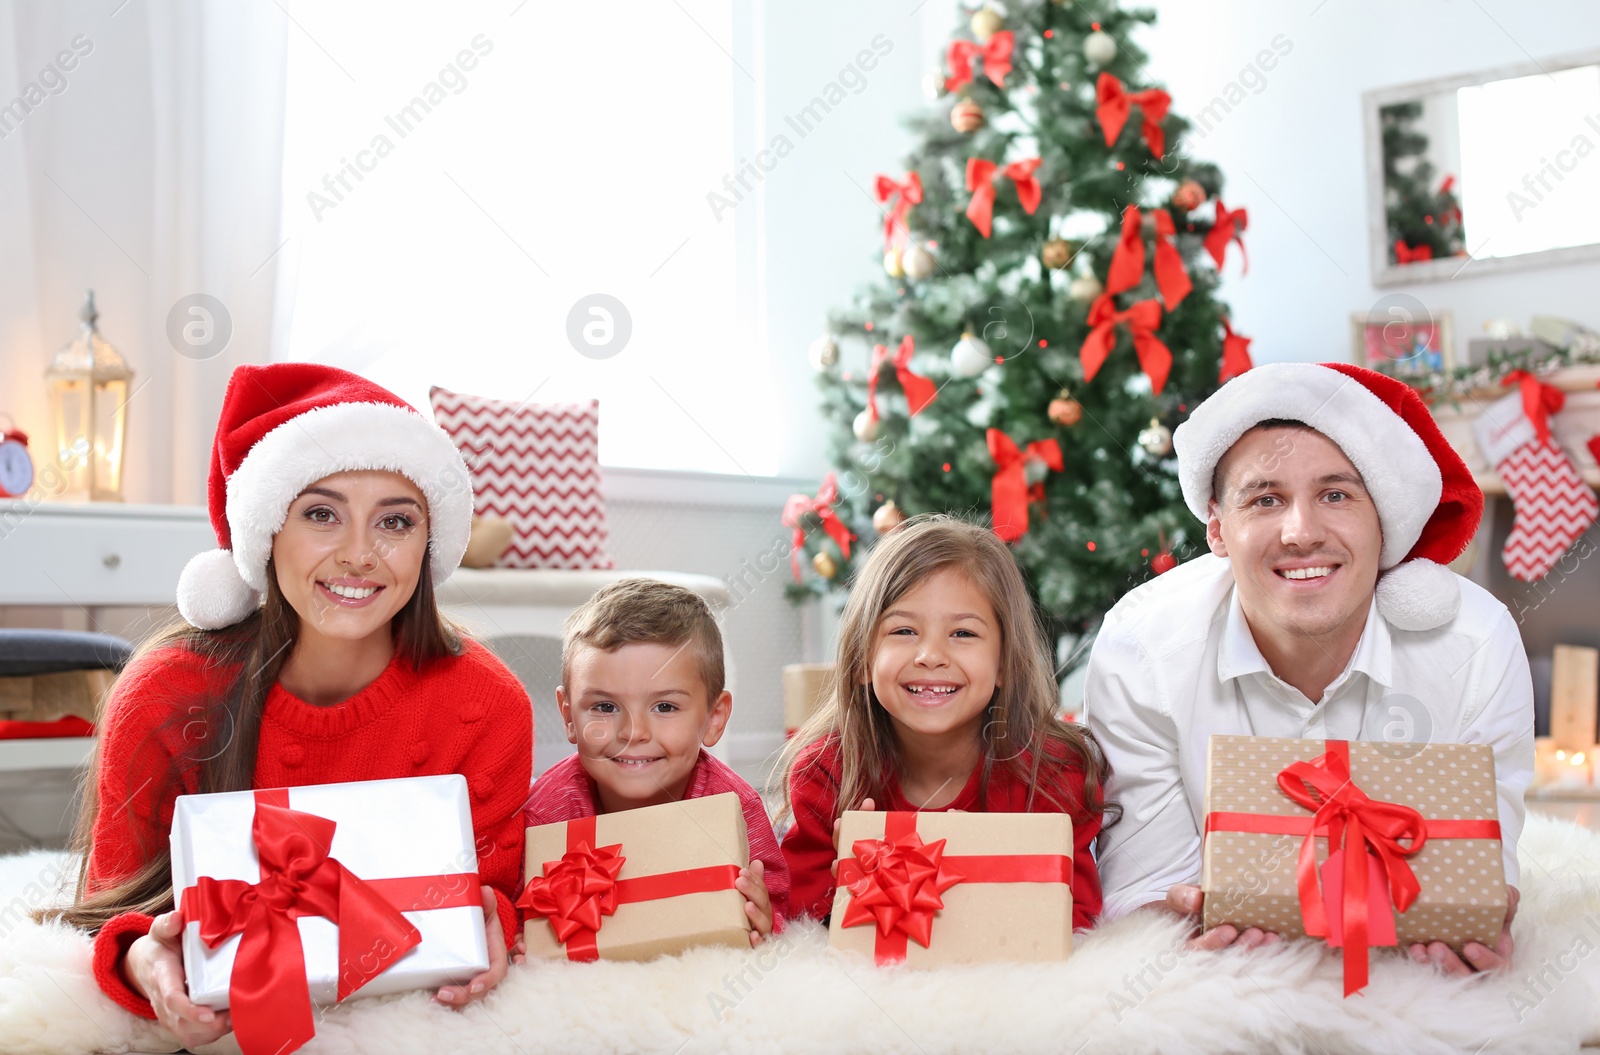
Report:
1038,339,1049,348
864,321,874,331
1043,29,1054,38
942,462,952,472
1087,541,1097,551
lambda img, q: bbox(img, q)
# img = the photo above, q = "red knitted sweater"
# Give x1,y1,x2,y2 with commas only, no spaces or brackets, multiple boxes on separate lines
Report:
86,637,532,1019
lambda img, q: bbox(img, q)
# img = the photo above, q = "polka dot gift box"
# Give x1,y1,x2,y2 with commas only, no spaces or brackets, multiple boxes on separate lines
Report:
1201,735,1506,996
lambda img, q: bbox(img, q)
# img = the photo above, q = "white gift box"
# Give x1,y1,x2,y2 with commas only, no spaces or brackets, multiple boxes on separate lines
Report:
171,774,490,1009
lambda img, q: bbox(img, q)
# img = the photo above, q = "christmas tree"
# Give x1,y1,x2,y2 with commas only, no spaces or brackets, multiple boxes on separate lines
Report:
785,1,1260,664
1380,100,1465,265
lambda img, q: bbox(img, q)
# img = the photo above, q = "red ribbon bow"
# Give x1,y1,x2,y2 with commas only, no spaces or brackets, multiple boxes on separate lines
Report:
945,31,1014,91
1080,294,1173,395
1106,206,1146,296
1220,316,1254,383
781,472,854,581
183,797,422,1055
1394,239,1434,264
1095,73,1172,158
839,831,965,950
1152,208,1192,311
987,428,1064,543
965,157,1042,238
874,172,923,252
869,335,938,421
1503,369,1566,446
516,840,625,957
1205,199,1249,274
1275,746,1428,996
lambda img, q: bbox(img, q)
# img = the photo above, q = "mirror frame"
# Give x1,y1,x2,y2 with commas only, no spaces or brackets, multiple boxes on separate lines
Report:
1364,47,1600,287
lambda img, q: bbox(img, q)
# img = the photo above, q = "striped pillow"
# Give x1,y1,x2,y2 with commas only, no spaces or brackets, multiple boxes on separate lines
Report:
428,387,613,570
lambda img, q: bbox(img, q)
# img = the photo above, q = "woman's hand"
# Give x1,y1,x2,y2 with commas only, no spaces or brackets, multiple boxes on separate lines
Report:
830,797,877,879
736,859,774,947
434,887,511,1008
125,910,233,1049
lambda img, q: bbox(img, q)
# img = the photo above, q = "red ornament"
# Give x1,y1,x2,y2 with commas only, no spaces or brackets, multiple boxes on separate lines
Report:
1086,541,1096,551
1151,551,1177,574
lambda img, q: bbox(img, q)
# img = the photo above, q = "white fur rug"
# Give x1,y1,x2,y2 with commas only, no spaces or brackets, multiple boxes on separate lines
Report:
2,813,1598,1055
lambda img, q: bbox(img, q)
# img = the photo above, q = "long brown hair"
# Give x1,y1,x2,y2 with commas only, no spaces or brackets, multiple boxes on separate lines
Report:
777,514,1114,827
45,552,463,932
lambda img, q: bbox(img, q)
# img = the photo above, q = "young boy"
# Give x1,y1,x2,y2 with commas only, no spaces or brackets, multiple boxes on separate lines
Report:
522,578,789,943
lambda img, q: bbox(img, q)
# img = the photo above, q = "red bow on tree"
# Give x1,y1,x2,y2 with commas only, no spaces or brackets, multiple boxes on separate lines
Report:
987,428,1064,543
781,472,854,582
1152,208,1192,311
964,157,1042,238
1080,294,1173,395
183,803,422,1055
517,840,626,959
874,172,923,252
1502,369,1566,445
1106,206,1146,296
1438,175,1463,225
868,335,938,420
1393,239,1433,264
1220,316,1254,383
1095,73,1172,158
945,31,1014,91
1205,199,1249,274
839,831,965,947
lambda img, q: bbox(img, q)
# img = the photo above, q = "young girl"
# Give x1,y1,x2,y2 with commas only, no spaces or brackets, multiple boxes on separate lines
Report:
43,364,532,1050
779,515,1111,927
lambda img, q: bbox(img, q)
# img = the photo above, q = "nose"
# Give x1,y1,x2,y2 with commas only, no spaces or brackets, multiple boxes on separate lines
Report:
915,638,949,669
336,521,380,573
615,709,650,748
1279,496,1327,550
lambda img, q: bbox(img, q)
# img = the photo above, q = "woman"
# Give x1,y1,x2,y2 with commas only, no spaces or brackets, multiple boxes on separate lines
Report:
47,363,532,1049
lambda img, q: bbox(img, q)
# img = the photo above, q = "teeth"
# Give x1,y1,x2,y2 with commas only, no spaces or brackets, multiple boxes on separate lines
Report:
325,583,378,599
907,685,958,696
1280,566,1334,581
614,758,657,766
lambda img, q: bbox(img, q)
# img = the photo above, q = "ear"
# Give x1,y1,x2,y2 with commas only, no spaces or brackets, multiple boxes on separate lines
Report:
1206,500,1229,558
700,690,734,748
556,686,578,745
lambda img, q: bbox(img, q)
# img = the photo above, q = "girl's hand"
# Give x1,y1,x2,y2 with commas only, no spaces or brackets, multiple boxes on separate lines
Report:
434,887,510,1008
736,859,774,946
830,797,877,879
125,910,233,1049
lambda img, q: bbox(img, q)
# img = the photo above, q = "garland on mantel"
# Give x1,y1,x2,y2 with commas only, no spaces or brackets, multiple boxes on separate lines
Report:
1393,332,1600,411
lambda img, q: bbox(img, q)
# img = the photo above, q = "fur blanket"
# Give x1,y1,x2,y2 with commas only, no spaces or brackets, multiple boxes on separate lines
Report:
2,814,1597,1055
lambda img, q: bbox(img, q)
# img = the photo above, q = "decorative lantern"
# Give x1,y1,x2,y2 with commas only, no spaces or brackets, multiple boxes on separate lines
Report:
44,291,132,501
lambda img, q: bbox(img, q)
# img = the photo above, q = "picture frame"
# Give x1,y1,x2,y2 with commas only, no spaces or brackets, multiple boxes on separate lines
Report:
1349,309,1454,378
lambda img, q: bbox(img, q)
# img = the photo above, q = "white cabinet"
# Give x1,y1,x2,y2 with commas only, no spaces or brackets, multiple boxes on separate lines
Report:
0,501,212,607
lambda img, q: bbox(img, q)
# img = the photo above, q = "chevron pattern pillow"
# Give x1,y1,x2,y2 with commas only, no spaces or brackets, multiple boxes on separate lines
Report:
429,386,614,570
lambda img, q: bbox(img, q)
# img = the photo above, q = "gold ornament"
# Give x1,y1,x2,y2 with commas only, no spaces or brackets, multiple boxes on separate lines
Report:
1172,179,1206,211
883,247,904,278
872,499,907,534
970,7,1003,43
853,407,880,442
951,98,985,133
1048,390,1083,427
1041,238,1074,270
812,550,839,579
1067,274,1103,302
902,242,936,281
1138,417,1173,457
808,335,839,371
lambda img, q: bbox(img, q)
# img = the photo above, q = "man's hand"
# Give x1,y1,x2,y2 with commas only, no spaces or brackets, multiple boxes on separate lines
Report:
126,911,233,1050
1409,885,1518,976
737,859,774,947
1156,883,1281,951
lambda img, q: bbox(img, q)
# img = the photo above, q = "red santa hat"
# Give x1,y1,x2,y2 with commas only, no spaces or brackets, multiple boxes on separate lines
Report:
1172,362,1483,631
176,363,473,630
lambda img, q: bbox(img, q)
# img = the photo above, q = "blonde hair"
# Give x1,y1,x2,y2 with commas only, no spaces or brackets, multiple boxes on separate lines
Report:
778,514,1111,824
563,578,725,698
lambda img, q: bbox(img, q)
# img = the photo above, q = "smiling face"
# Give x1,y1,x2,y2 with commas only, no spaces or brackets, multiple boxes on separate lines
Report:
1208,426,1383,647
869,566,1002,748
271,470,429,649
558,641,732,813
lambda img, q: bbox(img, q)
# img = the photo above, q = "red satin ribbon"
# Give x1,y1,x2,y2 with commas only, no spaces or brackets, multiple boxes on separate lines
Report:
1106,206,1145,296
1394,239,1433,264
1080,294,1173,395
868,335,938,421
180,789,441,1055
987,429,1063,543
1502,369,1566,446
519,816,742,961
945,31,1014,91
874,171,923,251
1152,208,1191,311
780,472,854,582
1095,73,1172,158
837,812,1073,964
1205,200,1248,274
1220,316,1254,383
965,157,1042,238
1202,741,1502,997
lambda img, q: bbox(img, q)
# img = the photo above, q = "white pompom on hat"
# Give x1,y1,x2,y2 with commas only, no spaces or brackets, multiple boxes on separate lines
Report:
176,363,473,630
1172,362,1484,631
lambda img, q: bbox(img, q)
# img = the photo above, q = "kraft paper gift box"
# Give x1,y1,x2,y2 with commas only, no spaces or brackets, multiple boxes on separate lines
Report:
170,774,490,1054
782,663,833,737
827,810,1074,967
1202,735,1507,994
521,791,751,961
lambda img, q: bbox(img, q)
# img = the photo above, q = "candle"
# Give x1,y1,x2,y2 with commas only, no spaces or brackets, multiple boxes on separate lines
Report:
1554,749,1595,790
1535,737,1561,787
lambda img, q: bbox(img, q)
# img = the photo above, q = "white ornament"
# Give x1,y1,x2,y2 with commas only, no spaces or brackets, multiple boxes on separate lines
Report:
808,335,839,371
853,408,880,442
1068,274,1104,302
950,333,994,378
902,242,936,281
1084,30,1117,67
1138,418,1173,457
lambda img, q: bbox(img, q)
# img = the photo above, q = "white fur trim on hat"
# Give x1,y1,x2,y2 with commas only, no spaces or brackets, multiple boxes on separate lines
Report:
222,400,473,596
1172,363,1441,570
176,548,262,630
1373,558,1461,631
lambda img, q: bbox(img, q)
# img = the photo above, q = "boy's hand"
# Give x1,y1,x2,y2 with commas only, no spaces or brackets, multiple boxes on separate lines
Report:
830,797,876,879
737,859,774,947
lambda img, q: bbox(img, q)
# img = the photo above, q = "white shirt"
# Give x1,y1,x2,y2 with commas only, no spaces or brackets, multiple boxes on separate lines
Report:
1085,554,1534,920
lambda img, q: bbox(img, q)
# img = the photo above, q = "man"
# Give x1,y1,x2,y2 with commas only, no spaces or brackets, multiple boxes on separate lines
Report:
1086,362,1534,975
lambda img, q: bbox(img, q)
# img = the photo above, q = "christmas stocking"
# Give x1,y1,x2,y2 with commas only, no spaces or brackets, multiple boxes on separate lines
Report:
1474,377,1598,581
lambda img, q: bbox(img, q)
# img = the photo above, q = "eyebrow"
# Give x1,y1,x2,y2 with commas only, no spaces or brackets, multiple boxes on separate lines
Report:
1233,472,1366,495
581,687,693,698
881,609,990,626
297,486,423,509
